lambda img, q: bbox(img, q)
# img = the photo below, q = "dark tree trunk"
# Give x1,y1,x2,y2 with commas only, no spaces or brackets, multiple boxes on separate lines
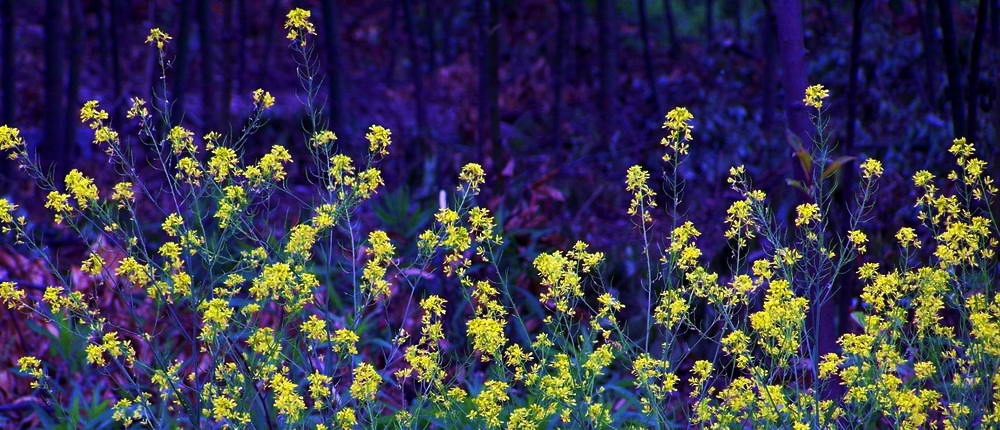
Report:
1,0,14,125
551,0,567,144
487,0,500,148
917,0,936,106
197,0,216,129
43,0,67,176
476,0,488,149
773,0,811,147
846,0,865,150
385,0,400,83
705,0,714,45
937,0,965,138
172,0,194,121
221,0,236,129
402,0,427,138
662,0,678,55
734,0,743,39
637,0,659,110
966,0,988,141
596,0,613,147
322,0,345,139
109,0,123,123
422,0,437,70
65,0,81,151
761,0,778,136
257,0,281,88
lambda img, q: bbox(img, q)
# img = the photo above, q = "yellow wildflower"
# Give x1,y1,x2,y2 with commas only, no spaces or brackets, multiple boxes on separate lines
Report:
804,84,829,109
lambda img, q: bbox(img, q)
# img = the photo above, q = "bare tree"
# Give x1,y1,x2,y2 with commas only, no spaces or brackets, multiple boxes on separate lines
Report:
937,0,965,138
197,0,217,129
773,0,810,146
966,0,988,140
43,0,68,176
321,0,346,139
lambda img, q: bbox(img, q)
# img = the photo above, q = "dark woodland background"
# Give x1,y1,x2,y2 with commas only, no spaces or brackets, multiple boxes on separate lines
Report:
0,0,998,406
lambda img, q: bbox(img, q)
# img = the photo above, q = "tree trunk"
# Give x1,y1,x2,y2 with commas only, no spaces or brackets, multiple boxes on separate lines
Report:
937,0,965,138
65,0,81,151
422,0,437,70
220,0,235,129
551,0,567,144
109,0,124,123
322,0,345,139
43,0,67,176
966,0,987,141
773,0,811,147
761,0,778,136
488,0,500,148
596,0,613,147
705,0,714,46
662,0,678,55
172,0,194,121
197,0,216,129
637,0,660,111
846,0,865,150
917,0,936,106
734,0,743,39
402,0,427,138
1,0,14,125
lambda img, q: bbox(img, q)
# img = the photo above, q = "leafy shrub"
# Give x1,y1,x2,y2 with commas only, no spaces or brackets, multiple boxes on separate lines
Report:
1,8,999,430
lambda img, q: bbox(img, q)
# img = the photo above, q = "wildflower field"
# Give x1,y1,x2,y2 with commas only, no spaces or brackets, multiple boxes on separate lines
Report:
1,1,999,429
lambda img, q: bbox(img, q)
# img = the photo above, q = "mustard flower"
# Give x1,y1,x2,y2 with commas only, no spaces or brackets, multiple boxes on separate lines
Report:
626,164,657,221
365,124,392,156
44,191,73,223
126,97,148,119
459,162,486,193
17,356,44,388
65,169,99,209
896,227,921,249
467,317,507,361
861,158,883,179
110,182,134,206
0,125,25,157
300,314,327,342
168,125,196,155
661,106,694,161
335,408,357,430
252,88,275,110
270,372,305,422
284,8,316,44
81,253,104,276
0,281,25,309
215,185,247,229
350,362,382,402
145,28,172,49
207,146,239,182
198,298,234,342
307,371,333,409
804,84,829,109
794,203,821,227
285,223,319,260
847,230,868,254
332,328,359,355
468,380,509,428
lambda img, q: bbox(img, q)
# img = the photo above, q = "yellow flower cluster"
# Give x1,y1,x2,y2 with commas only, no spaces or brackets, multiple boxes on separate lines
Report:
145,28,172,49
362,230,395,300
284,8,316,45
625,165,657,222
350,362,382,402
804,83,829,109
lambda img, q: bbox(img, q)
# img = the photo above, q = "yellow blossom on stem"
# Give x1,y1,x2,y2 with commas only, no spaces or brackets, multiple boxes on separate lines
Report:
145,27,172,49
284,8,316,45
804,84,829,109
